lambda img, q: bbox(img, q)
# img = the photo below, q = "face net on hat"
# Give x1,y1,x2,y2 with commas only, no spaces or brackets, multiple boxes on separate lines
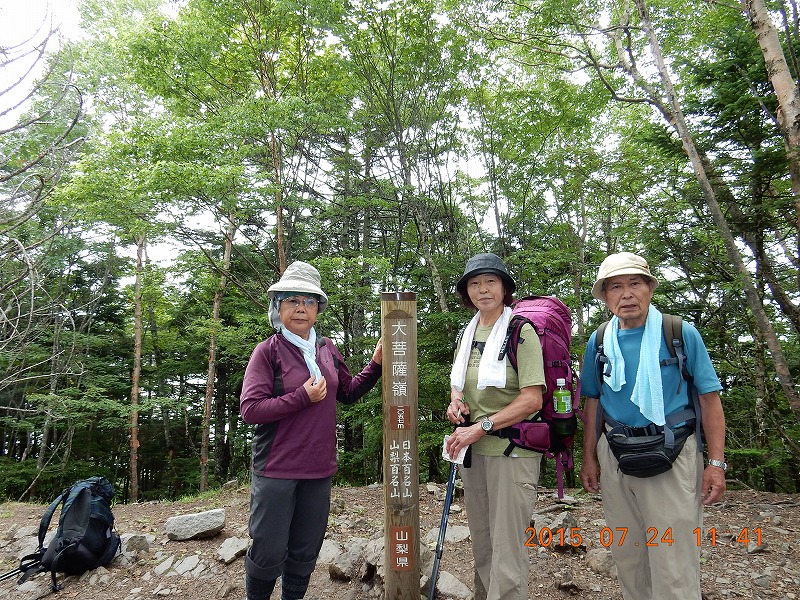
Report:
267,261,329,313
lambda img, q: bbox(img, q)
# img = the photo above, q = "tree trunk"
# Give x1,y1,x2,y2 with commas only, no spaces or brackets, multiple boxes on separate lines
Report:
744,0,800,229
753,312,774,491
28,321,61,497
200,221,236,491
129,233,146,502
35,321,60,472
632,0,800,423
144,261,174,482
415,219,450,313
271,131,287,273
214,364,231,483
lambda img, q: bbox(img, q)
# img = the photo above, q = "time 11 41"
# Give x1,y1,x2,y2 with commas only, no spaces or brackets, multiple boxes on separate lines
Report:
696,527,762,546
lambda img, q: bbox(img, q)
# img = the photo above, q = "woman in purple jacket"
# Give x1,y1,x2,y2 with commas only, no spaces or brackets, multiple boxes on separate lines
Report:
240,261,382,600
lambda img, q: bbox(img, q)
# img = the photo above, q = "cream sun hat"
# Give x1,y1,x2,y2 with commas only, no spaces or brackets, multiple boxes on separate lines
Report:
267,261,329,329
591,252,659,299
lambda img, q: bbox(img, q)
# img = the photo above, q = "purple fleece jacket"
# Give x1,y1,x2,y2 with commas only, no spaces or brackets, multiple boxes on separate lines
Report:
240,333,381,479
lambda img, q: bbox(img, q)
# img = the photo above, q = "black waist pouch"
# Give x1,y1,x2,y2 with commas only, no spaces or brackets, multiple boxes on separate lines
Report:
605,425,693,478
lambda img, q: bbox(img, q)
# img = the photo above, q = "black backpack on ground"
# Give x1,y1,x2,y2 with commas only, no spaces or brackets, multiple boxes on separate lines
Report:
17,476,121,592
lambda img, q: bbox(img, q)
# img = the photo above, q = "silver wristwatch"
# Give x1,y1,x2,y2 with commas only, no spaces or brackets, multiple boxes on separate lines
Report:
708,459,728,471
480,416,494,432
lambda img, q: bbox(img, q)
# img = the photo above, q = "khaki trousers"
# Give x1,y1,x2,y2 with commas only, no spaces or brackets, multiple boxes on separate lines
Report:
459,454,540,600
597,432,703,600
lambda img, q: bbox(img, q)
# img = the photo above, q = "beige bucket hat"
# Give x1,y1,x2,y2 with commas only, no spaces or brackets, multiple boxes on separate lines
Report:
591,252,659,299
267,261,329,313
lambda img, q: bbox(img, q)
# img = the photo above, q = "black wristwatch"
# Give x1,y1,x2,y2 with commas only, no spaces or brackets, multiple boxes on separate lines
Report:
480,416,494,432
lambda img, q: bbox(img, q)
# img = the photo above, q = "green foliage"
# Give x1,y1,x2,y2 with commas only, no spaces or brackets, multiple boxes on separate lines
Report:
0,459,120,503
0,459,41,501
2,0,799,500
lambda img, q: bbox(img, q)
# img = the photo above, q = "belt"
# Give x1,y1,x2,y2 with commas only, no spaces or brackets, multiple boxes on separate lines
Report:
605,422,694,437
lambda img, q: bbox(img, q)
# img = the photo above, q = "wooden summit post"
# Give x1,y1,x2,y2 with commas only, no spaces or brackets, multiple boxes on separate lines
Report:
380,292,420,600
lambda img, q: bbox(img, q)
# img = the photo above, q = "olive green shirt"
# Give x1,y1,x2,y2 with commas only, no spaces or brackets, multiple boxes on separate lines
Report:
457,322,546,456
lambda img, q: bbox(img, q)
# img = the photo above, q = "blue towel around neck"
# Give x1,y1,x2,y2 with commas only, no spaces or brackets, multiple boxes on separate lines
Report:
602,306,665,425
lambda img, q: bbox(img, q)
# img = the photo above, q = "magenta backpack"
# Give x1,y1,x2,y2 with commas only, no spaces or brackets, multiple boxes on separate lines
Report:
495,296,581,498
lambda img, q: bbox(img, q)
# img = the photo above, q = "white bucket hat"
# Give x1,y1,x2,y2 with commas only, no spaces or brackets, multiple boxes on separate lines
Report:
267,261,329,328
591,252,659,299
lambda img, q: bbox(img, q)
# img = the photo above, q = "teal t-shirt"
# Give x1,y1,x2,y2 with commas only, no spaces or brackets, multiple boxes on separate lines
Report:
580,319,722,427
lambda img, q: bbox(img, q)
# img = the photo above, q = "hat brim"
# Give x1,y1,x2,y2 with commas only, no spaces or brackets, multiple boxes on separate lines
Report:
456,268,516,296
591,270,658,299
267,282,328,312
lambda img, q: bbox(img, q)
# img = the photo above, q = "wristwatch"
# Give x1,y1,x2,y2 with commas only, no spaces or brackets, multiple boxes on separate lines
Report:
708,459,728,471
480,416,494,432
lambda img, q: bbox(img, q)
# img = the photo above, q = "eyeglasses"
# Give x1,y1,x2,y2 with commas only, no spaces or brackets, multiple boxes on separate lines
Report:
281,297,319,309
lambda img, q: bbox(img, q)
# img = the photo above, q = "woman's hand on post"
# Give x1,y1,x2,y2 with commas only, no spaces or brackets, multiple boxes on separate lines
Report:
371,338,383,365
304,376,327,403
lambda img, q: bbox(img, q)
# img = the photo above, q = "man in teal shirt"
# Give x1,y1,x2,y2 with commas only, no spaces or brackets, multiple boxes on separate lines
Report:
580,252,726,600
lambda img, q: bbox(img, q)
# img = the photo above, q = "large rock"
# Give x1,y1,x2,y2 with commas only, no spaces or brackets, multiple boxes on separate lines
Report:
585,547,616,577
423,525,471,547
329,537,369,581
121,532,152,553
165,508,226,541
318,539,343,564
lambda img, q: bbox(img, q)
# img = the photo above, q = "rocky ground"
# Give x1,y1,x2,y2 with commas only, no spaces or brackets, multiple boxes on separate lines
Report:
0,481,798,600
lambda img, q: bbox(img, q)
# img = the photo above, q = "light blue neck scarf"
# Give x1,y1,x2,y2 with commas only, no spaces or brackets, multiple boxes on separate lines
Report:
281,326,323,383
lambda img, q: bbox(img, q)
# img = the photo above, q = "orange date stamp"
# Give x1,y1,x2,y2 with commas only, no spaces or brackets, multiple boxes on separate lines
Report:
524,526,763,548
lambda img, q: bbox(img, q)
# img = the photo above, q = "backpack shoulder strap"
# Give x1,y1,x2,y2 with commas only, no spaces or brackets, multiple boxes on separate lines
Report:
593,321,611,441
662,313,682,355
37,490,68,549
593,320,611,393
265,335,285,396
453,323,469,351
317,337,340,371
14,552,46,585
498,315,530,372
660,313,703,450
61,485,93,535
660,314,692,390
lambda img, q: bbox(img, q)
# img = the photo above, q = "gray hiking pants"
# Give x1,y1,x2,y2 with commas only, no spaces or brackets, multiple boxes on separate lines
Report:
246,475,332,582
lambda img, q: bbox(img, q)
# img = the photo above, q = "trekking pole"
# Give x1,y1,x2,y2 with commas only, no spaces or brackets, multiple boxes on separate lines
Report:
429,415,463,600
0,567,22,583
1,553,42,583
428,460,457,600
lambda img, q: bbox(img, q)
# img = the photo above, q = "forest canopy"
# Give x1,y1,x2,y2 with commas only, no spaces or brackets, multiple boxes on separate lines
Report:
1,0,799,501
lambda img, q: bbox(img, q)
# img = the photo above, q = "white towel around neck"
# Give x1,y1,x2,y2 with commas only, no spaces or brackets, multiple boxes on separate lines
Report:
282,326,323,383
450,306,512,391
